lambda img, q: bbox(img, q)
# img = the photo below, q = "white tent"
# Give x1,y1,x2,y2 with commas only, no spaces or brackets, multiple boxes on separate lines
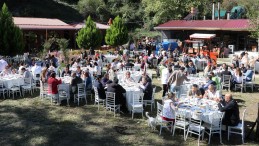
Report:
190,33,216,39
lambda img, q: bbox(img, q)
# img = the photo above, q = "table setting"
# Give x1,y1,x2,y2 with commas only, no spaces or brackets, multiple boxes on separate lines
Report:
0,74,24,89
177,97,221,124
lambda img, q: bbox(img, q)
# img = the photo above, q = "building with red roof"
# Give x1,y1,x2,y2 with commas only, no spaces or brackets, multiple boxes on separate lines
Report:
154,19,257,51
13,17,110,51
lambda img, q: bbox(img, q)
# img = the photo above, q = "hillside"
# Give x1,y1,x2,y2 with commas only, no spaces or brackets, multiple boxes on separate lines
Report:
0,0,83,23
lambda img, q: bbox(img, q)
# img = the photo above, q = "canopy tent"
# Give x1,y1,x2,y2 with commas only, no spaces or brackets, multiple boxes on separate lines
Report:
190,33,216,39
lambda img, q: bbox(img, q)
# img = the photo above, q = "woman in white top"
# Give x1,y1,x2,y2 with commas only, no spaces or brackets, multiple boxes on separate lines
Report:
162,93,178,122
231,67,243,89
203,84,222,100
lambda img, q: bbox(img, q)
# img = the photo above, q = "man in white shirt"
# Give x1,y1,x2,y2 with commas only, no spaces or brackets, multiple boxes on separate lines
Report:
161,64,172,96
203,84,222,100
0,57,8,72
21,68,32,79
31,62,42,78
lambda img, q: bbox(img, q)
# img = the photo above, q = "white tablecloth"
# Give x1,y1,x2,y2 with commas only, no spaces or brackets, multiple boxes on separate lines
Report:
104,55,118,63
178,98,221,125
0,74,24,89
122,83,142,111
60,76,72,84
117,71,143,83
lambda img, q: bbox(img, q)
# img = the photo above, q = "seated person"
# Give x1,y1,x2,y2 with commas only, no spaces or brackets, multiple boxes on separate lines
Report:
61,66,71,77
188,84,202,98
187,61,197,74
200,75,216,95
123,71,135,83
162,92,178,122
94,75,106,99
216,93,240,127
220,66,232,82
11,68,17,75
47,72,62,100
138,72,152,83
76,66,82,77
21,67,32,78
71,72,83,97
231,68,243,89
210,72,220,90
106,78,127,113
240,64,247,73
83,71,92,91
124,60,134,68
203,84,222,100
101,73,109,86
141,77,153,100
0,66,10,76
244,65,253,81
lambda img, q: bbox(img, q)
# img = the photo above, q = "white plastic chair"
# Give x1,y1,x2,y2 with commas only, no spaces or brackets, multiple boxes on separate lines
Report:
143,87,156,112
153,59,158,68
131,93,144,119
244,80,254,92
74,83,87,106
47,84,57,104
221,75,231,91
185,113,205,146
203,112,225,144
235,78,244,92
105,91,120,117
173,109,189,139
156,102,174,135
58,84,70,105
228,109,247,144
40,80,48,99
21,78,32,96
93,86,105,111
9,85,22,99
0,81,7,99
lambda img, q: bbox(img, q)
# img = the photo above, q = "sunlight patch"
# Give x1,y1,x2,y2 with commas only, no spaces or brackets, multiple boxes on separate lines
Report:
29,136,48,145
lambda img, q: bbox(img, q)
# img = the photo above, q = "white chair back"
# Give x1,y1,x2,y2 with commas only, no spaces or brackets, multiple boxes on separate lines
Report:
106,92,116,106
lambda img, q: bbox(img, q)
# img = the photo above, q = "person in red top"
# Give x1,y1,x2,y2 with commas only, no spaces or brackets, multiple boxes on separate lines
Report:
48,72,62,95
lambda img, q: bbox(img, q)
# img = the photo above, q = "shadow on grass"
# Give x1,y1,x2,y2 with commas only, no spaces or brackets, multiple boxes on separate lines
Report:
0,105,122,146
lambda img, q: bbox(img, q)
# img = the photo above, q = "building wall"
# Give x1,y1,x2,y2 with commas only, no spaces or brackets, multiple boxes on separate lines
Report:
160,30,257,51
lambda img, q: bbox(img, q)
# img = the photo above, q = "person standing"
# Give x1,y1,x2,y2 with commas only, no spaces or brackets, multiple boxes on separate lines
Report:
168,67,189,97
161,64,172,96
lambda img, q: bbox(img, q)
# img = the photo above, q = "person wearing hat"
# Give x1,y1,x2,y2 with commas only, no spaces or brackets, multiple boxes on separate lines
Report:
94,75,106,99
106,78,127,113
167,67,189,97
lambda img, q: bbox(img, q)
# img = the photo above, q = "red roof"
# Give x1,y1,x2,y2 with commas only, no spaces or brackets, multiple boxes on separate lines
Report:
154,19,250,31
13,17,75,30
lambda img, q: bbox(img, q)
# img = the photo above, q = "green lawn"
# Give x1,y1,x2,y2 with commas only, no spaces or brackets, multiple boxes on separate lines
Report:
0,59,259,145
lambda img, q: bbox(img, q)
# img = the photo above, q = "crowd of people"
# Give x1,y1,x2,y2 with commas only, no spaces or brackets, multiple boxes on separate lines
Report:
0,49,256,132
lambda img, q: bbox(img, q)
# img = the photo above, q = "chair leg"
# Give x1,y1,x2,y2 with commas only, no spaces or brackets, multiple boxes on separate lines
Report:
159,125,162,135
132,111,134,119
228,127,230,141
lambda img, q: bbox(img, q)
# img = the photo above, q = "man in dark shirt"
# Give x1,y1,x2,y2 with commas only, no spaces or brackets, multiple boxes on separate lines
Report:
141,77,153,100
216,93,240,127
71,72,83,97
106,78,127,112
94,75,106,99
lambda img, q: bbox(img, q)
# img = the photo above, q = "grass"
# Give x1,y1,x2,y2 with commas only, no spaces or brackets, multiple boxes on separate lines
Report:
0,58,259,146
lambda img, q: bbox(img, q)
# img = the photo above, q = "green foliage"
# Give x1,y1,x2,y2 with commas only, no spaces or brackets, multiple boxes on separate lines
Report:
105,16,129,47
57,38,69,64
76,16,102,49
0,3,24,56
142,0,212,27
78,0,105,20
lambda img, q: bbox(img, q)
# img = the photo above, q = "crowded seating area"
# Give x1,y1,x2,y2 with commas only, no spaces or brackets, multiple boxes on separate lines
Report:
0,48,257,145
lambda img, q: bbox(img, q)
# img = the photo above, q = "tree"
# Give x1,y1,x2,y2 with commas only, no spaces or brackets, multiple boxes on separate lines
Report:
57,38,69,64
0,3,24,56
78,0,105,20
76,16,102,49
105,16,129,47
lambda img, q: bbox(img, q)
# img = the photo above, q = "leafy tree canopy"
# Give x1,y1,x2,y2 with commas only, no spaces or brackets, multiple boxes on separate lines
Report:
76,15,102,49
